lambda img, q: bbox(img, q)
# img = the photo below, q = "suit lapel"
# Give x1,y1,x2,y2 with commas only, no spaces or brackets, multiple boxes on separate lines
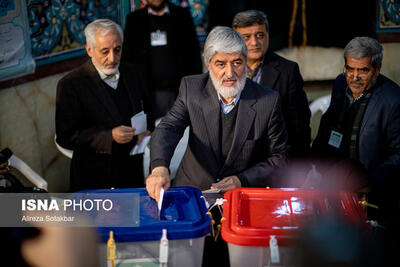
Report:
260,53,280,89
223,80,256,167
360,84,383,134
85,61,122,124
202,77,222,164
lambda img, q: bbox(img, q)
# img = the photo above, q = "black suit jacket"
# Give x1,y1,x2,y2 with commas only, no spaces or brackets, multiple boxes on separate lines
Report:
260,51,311,157
121,3,203,92
56,61,154,191
150,73,288,190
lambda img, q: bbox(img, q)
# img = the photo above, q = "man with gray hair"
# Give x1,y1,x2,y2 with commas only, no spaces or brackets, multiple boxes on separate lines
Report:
56,19,154,191
146,26,288,200
233,10,311,158
312,37,400,227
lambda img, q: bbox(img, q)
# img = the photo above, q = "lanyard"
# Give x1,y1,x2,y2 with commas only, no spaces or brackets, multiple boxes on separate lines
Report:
253,67,262,84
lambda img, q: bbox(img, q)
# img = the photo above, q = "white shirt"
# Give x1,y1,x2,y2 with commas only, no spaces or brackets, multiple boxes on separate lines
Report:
217,91,242,114
147,4,170,16
93,62,120,89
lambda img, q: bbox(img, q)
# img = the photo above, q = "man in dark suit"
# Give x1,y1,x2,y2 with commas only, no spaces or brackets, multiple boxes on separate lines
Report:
56,19,154,191
146,26,288,200
232,10,311,158
121,0,203,119
312,37,400,229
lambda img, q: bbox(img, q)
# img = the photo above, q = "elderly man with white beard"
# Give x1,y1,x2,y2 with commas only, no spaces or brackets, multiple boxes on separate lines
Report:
146,26,288,200
56,19,154,191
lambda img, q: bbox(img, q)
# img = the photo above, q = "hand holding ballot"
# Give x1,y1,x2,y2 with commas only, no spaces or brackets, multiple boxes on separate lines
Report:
129,111,151,155
112,125,135,144
146,166,171,202
131,111,147,135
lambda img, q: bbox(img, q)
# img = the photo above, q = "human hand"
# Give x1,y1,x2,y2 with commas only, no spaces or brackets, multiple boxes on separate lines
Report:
137,130,151,145
0,161,9,179
146,166,170,201
211,175,241,193
112,125,135,144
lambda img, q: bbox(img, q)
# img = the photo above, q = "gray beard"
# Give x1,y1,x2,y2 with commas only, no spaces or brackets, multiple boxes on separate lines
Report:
209,71,247,99
92,58,119,76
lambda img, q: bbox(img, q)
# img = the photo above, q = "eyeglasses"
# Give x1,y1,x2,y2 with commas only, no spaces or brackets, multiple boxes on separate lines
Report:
343,65,372,78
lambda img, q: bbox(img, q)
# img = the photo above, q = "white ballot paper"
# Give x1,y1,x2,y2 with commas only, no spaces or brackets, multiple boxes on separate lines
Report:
131,111,147,135
158,187,165,219
129,136,151,155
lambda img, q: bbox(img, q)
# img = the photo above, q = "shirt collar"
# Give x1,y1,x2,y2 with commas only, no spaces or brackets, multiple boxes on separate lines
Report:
247,58,264,83
92,61,120,81
92,61,120,89
217,91,242,114
345,86,365,104
147,3,170,16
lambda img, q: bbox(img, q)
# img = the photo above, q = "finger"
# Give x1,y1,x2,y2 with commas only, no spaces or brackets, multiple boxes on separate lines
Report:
122,126,135,133
146,177,156,199
147,176,160,201
137,136,144,145
163,179,171,191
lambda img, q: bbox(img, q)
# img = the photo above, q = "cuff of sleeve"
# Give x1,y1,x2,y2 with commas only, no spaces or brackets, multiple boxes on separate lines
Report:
150,160,170,174
96,129,113,154
237,174,248,187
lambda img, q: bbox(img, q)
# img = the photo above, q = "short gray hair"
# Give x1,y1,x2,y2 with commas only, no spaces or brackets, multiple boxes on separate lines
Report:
84,19,123,50
232,10,269,32
344,37,383,68
203,26,248,64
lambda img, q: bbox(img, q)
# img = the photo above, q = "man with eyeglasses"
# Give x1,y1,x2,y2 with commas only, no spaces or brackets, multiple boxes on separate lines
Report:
232,10,311,159
312,37,400,229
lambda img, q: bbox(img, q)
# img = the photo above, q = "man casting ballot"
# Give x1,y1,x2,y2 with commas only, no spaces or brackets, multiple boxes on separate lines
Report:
146,26,288,200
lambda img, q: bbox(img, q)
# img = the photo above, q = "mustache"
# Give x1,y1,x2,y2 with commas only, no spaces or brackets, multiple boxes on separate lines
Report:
221,75,237,83
104,62,118,67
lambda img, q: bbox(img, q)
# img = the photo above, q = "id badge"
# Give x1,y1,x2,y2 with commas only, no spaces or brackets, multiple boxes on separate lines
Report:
328,130,343,149
150,30,167,46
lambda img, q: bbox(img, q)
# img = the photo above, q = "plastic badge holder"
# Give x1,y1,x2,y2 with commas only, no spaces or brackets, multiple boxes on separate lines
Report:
221,188,367,267
78,186,211,267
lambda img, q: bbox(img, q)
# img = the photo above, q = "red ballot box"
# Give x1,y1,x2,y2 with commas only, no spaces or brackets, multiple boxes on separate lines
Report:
222,188,367,266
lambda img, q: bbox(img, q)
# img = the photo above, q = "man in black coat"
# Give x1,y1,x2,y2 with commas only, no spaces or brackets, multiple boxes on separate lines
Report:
121,0,203,119
146,26,288,201
56,19,154,191
233,10,311,158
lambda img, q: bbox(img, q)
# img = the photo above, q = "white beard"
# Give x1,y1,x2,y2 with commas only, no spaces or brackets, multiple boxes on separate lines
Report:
100,65,119,76
209,70,247,99
92,59,119,76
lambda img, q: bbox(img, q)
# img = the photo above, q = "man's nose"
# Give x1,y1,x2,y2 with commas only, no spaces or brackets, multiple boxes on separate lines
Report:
352,70,360,80
249,35,258,46
108,50,115,63
225,64,234,78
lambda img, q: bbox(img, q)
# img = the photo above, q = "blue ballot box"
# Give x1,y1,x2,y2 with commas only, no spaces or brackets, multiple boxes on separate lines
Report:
76,186,211,267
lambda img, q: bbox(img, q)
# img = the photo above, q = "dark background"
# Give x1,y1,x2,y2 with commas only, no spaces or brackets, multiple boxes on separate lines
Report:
207,0,377,51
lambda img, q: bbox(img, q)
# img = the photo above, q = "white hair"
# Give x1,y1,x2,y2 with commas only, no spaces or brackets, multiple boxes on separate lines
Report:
84,19,123,50
203,26,247,64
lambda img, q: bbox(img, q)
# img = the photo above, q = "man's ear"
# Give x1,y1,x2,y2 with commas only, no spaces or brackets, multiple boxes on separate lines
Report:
376,63,382,73
85,44,92,57
204,60,209,70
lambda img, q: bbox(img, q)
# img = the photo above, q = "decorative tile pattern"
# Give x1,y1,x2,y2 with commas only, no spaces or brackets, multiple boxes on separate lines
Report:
27,0,119,57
